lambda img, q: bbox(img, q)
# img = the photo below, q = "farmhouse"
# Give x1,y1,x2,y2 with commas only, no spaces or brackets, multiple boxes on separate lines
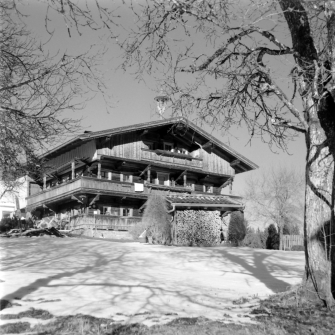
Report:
25,117,257,240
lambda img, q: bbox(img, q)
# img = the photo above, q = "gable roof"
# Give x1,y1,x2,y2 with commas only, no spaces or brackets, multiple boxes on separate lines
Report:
42,117,258,171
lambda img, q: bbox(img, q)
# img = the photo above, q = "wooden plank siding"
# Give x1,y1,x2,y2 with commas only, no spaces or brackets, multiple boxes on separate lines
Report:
97,132,143,160
47,140,97,169
201,149,234,176
96,131,234,176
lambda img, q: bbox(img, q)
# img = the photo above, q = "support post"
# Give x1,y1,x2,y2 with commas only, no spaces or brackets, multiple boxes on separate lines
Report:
97,162,101,179
71,161,75,180
43,175,46,190
183,173,187,187
229,180,233,194
147,166,151,183
108,172,112,180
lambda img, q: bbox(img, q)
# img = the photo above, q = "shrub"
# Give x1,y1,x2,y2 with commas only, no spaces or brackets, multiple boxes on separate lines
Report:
228,211,246,245
175,210,221,246
0,218,17,233
291,245,304,251
283,221,301,235
128,220,147,240
143,194,172,244
258,228,268,249
266,224,279,249
240,232,263,248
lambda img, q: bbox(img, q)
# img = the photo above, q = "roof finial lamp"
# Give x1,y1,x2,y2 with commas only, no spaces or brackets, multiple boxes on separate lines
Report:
154,95,169,120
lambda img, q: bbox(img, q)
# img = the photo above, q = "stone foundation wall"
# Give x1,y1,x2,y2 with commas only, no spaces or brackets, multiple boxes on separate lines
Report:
71,228,133,240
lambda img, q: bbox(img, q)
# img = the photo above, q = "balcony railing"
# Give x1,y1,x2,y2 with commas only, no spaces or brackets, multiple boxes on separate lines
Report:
26,175,191,208
69,214,141,231
26,176,147,207
141,148,203,169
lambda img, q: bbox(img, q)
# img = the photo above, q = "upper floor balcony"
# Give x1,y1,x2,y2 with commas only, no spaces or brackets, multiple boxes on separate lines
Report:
141,148,203,169
26,175,192,209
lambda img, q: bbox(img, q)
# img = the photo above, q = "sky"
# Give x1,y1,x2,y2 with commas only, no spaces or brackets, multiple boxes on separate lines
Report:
17,0,306,197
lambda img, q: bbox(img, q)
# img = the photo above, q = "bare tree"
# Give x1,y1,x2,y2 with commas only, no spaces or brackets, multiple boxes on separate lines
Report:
244,166,304,249
113,0,335,306
0,1,111,199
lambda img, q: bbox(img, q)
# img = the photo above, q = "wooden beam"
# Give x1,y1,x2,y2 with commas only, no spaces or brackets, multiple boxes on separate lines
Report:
139,165,151,177
89,194,100,206
202,141,213,149
175,170,187,182
42,204,55,212
230,159,240,167
71,195,84,204
219,177,234,190
139,201,148,211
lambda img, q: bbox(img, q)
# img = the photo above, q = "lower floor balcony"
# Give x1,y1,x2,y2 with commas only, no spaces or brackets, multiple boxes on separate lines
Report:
69,214,142,231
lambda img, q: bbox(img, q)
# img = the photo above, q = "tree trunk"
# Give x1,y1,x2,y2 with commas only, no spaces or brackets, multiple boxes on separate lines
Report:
304,97,334,307
279,0,335,308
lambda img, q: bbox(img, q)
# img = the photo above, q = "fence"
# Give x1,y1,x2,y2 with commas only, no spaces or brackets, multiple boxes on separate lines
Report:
282,235,304,250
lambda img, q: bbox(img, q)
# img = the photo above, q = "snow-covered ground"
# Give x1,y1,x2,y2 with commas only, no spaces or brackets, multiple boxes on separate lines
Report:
0,237,304,325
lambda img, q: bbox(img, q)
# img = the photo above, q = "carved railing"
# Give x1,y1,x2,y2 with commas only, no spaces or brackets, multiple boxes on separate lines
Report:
141,148,203,168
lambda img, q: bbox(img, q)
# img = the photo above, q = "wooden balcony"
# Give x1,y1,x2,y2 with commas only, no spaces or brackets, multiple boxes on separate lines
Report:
69,214,141,231
26,176,149,207
26,175,193,208
141,148,203,169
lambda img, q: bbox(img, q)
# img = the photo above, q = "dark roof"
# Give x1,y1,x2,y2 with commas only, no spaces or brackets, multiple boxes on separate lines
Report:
41,117,258,171
167,194,243,207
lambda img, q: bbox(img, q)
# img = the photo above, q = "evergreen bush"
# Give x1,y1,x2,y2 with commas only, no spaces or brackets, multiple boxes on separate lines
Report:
143,194,172,244
266,224,279,249
0,218,17,233
228,211,246,245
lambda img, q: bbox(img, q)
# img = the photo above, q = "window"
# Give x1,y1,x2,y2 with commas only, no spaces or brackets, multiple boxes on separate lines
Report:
164,142,174,151
157,172,170,186
121,208,131,216
144,141,154,150
101,171,108,179
205,185,213,193
181,148,188,155
123,174,132,183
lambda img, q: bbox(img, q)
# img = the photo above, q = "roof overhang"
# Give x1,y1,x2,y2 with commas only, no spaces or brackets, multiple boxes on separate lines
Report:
40,117,258,172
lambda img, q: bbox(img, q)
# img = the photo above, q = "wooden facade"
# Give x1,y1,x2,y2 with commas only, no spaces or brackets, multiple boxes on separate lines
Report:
26,117,257,232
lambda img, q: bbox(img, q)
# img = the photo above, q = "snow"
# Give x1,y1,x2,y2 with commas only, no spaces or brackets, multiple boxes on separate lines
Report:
0,237,305,325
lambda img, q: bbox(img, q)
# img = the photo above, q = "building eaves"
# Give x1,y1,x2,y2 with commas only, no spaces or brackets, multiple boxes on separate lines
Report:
40,117,258,170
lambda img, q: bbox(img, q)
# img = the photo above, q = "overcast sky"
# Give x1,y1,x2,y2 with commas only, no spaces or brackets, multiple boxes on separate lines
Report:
18,0,306,196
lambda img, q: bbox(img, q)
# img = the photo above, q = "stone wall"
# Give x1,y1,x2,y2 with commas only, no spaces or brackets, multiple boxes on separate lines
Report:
71,228,133,240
